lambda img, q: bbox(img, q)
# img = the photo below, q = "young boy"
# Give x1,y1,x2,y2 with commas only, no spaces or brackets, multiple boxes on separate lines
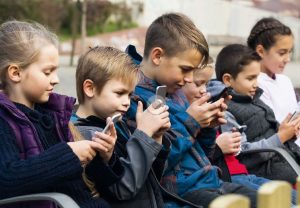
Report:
182,57,297,205
71,46,198,207
215,43,300,185
124,13,258,208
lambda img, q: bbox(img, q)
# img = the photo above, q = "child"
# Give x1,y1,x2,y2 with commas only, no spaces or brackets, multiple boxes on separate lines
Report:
247,17,298,123
0,20,124,208
182,57,297,205
71,46,194,207
124,13,258,208
215,43,300,185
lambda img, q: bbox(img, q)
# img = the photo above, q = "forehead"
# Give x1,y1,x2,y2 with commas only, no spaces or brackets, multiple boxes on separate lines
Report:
239,61,261,76
271,35,294,50
171,48,203,68
194,67,214,80
104,78,134,91
35,44,59,65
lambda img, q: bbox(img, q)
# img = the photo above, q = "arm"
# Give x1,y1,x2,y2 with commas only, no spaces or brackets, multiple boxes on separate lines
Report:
221,111,284,151
0,119,82,199
107,129,163,200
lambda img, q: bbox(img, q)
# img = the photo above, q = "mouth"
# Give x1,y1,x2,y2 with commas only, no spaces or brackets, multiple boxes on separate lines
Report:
117,111,127,115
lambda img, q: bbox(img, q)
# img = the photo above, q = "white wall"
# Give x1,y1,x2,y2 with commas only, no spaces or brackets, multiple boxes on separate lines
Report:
137,0,300,60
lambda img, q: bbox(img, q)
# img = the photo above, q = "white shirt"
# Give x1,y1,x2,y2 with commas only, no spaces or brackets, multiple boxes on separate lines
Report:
258,72,298,123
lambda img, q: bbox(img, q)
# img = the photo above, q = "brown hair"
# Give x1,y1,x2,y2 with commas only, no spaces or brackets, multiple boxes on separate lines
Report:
247,17,292,51
143,13,209,67
0,20,58,90
76,46,139,104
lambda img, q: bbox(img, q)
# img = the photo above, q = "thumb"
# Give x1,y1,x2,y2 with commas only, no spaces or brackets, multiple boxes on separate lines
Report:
193,92,211,105
136,101,143,118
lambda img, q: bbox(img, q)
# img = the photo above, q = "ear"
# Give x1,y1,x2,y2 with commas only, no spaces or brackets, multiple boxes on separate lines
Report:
255,44,265,58
7,64,21,83
222,73,233,87
150,47,164,66
82,79,95,98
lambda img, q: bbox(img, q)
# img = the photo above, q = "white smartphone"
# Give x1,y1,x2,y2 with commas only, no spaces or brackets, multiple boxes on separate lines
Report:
102,113,122,134
154,85,167,109
289,110,300,122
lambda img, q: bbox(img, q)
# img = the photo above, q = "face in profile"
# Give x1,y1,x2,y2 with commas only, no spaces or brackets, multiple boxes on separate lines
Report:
226,61,260,98
18,44,59,108
155,49,203,94
90,78,134,119
182,66,214,104
259,35,293,76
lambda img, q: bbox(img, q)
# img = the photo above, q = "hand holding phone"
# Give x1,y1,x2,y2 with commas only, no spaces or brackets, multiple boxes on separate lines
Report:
208,87,229,103
102,113,122,134
289,111,300,123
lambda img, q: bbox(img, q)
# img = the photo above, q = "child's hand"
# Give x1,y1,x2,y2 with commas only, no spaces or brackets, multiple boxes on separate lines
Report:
91,118,117,162
216,132,241,155
136,101,170,142
67,140,104,166
278,113,300,143
186,94,227,128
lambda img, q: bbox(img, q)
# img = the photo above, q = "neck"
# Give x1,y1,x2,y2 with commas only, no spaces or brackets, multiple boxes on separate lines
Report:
261,66,275,79
7,88,34,109
140,60,156,80
76,102,95,119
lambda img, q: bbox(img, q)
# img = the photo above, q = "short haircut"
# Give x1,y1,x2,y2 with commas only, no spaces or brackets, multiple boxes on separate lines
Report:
215,44,261,81
76,46,139,104
247,17,292,50
143,12,209,67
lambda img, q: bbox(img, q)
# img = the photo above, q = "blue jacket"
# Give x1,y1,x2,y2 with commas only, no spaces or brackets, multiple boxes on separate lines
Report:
124,71,221,197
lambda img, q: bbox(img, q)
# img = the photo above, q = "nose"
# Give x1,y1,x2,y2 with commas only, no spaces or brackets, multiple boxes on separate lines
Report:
51,72,60,86
199,85,207,94
253,79,258,88
284,53,291,63
184,71,193,83
123,96,131,108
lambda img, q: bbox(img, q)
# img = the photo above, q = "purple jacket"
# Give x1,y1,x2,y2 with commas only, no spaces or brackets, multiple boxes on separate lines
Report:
0,92,76,208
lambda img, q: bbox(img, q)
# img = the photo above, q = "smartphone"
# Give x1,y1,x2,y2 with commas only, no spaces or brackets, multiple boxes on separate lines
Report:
153,85,167,109
208,87,228,103
237,125,247,133
289,110,300,122
102,113,122,134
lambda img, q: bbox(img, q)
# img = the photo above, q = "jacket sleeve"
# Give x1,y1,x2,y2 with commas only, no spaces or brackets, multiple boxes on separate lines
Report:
107,129,163,200
221,111,284,151
0,118,83,199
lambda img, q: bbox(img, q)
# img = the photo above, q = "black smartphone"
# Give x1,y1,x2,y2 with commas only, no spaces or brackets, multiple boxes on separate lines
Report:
237,125,247,133
208,87,229,103
102,113,122,134
289,110,300,122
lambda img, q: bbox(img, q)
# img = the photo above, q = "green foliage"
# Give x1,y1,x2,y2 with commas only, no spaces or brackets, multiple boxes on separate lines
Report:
0,0,138,39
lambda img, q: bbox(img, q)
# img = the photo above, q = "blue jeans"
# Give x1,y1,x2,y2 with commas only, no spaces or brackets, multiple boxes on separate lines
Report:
232,174,297,205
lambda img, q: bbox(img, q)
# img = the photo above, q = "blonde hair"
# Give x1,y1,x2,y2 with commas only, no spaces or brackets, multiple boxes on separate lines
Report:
68,122,99,197
76,46,139,104
0,20,58,90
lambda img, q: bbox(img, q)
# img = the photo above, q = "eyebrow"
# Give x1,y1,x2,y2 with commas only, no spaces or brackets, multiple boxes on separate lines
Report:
179,65,197,70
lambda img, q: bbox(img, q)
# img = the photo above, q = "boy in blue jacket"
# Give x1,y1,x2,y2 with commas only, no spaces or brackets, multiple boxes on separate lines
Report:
125,13,258,208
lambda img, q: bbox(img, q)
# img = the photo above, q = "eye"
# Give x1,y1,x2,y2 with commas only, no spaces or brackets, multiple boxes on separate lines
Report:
44,71,51,76
180,66,194,73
